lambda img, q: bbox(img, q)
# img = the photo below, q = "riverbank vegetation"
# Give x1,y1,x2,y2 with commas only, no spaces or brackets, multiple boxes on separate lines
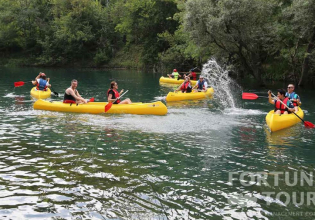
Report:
1,0,315,85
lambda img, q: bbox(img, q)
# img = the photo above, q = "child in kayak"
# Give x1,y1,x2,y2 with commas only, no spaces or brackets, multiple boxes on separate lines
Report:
268,89,295,114
32,72,51,91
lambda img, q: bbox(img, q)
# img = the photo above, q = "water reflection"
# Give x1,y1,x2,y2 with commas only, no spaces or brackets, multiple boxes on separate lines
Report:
265,125,303,147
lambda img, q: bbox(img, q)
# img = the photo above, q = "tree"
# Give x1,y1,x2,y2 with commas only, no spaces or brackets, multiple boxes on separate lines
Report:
112,0,179,68
184,0,279,85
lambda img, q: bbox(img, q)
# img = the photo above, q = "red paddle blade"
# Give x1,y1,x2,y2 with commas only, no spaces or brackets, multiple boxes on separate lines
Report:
105,102,113,112
304,121,315,128
89,97,95,102
242,93,259,100
14,81,25,87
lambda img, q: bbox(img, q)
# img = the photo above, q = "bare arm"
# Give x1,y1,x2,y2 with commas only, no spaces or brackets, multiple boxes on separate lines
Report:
108,93,114,102
67,88,87,103
175,83,183,92
268,91,275,104
47,78,51,88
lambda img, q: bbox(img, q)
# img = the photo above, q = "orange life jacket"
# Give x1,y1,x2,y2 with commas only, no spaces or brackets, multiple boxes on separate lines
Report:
275,97,289,114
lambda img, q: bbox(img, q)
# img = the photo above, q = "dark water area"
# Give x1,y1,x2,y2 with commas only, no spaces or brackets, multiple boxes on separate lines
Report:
0,67,315,219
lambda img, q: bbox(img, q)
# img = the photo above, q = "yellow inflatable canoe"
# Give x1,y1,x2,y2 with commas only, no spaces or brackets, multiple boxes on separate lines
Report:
159,76,197,85
166,88,214,102
266,107,304,132
30,87,51,99
33,99,168,115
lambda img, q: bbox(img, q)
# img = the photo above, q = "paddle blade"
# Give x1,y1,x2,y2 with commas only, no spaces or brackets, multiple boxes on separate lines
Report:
52,91,59,96
89,97,95,102
304,121,315,128
14,81,25,87
242,93,259,100
105,102,113,112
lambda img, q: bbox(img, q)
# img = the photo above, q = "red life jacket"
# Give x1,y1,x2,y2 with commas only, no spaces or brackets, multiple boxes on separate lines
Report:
191,72,197,80
181,82,190,91
180,82,192,93
275,97,289,114
107,89,120,104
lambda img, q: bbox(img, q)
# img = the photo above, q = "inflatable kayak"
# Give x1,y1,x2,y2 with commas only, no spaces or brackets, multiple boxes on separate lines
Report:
33,99,168,115
159,76,197,85
166,88,214,102
30,87,51,99
266,107,304,132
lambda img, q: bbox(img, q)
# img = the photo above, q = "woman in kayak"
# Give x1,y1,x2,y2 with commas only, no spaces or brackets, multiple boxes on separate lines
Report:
268,89,295,114
107,81,132,104
175,76,192,93
32,72,51,91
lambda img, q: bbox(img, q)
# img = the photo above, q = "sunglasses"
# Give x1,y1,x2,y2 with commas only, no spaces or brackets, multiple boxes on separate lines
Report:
287,87,293,88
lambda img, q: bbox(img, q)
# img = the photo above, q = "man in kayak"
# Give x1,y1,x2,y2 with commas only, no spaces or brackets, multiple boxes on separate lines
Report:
268,89,295,114
167,69,181,80
192,75,208,92
175,76,192,93
189,69,197,80
107,81,132,104
32,72,51,91
63,79,87,104
286,84,301,112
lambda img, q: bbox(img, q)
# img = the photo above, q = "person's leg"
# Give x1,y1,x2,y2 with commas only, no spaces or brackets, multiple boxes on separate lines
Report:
283,111,288,114
76,100,85,104
274,110,281,114
294,106,299,112
119,98,132,104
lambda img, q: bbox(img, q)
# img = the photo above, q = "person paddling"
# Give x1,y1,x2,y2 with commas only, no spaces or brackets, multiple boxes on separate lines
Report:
286,84,301,112
175,76,192,93
192,75,208,92
32,72,51,91
63,79,87,104
189,69,197,80
268,89,295,114
167,69,181,80
107,81,132,104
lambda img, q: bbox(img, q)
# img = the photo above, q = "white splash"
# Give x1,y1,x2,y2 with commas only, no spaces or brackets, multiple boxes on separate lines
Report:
202,59,241,108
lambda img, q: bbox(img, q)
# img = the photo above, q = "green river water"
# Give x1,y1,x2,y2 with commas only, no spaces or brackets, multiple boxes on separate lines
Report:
0,67,315,220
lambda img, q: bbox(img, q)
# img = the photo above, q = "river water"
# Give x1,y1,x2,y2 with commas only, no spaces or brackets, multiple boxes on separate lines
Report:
0,67,315,220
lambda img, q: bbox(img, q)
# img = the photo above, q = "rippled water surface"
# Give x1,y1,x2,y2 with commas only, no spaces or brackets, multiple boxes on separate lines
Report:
0,67,315,220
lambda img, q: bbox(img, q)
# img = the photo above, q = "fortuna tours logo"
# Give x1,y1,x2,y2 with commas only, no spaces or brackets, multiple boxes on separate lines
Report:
227,171,315,206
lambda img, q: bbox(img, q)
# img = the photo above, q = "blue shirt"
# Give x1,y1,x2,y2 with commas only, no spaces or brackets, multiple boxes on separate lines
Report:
286,92,300,102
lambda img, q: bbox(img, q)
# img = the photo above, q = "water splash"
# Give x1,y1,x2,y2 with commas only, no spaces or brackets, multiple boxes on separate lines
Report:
202,59,241,109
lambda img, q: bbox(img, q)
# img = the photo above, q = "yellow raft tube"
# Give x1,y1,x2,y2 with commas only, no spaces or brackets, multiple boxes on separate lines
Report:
33,99,168,115
166,88,214,102
266,107,304,132
159,76,197,85
30,87,51,99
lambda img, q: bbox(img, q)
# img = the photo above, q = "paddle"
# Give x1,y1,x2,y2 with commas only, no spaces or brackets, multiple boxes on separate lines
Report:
89,97,95,102
242,93,269,100
270,92,314,128
50,87,59,96
14,81,31,87
105,90,128,112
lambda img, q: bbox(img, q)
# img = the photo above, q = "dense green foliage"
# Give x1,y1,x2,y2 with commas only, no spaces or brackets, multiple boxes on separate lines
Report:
1,0,315,84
